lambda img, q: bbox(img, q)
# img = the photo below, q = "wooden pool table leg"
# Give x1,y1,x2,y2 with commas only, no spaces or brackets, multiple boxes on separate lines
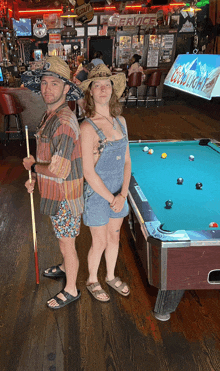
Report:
154,289,185,315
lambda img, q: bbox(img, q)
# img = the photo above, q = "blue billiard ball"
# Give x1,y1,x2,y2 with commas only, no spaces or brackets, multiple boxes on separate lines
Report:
196,182,203,189
165,200,173,209
177,178,183,184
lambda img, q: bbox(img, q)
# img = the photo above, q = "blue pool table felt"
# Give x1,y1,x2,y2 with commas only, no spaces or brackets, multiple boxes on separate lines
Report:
129,141,220,232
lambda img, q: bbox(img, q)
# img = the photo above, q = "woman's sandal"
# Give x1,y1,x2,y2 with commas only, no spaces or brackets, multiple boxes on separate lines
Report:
86,282,110,302
47,289,81,309
43,264,66,278
106,277,130,297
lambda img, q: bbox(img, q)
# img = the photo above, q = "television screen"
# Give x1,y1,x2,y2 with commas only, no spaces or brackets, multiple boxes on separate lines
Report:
0,67,3,82
12,18,32,37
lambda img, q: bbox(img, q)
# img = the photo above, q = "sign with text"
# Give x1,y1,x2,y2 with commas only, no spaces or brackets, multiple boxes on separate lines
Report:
49,33,61,44
75,0,94,24
164,54,220,100
108,14,156,27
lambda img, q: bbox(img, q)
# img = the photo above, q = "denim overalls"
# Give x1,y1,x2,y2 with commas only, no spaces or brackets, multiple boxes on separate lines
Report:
83,117,129,227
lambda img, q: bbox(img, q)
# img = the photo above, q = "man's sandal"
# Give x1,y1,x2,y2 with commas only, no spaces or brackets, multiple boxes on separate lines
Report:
43,264,66,278
106,277,130,297
86,282,110,302
47,289,81,309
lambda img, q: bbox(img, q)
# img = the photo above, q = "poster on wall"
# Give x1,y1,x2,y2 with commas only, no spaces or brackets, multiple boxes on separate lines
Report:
178,10,194,33
147,35,161,67
159,34,174,63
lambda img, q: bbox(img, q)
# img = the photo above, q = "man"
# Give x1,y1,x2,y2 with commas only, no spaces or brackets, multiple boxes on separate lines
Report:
22,56,84,309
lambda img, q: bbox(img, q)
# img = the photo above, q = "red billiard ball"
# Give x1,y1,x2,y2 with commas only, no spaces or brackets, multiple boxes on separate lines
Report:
209,222,219,228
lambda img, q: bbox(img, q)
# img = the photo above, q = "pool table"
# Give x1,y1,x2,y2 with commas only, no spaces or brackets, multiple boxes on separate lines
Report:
128,139,220,293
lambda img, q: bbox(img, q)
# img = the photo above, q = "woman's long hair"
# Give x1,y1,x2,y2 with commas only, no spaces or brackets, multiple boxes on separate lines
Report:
84,82,123,118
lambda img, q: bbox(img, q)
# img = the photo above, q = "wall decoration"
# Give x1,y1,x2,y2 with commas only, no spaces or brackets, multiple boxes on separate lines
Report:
33,19,47,38
75,0,94,25
88,26,97,36
88,15,97,25
75,28,85,37
43,14,61,29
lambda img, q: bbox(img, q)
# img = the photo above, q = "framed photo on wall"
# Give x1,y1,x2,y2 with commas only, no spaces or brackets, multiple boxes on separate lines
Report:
75,28,85,37
88,26,97,36
89,15,98,25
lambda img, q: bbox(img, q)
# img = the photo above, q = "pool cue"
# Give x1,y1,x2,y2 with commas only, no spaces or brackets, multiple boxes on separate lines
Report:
25,125,40,285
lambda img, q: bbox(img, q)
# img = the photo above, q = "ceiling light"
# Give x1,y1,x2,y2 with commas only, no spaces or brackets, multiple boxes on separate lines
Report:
182,1,201,11
182,6,201,11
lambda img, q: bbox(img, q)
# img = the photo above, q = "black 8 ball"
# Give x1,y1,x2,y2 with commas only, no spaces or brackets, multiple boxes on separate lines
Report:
196,182,203,190
177,178,183,184
165,200,173,209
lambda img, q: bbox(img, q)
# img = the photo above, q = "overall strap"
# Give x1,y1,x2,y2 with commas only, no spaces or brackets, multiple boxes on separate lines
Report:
85,117,106,141
115,117,127,136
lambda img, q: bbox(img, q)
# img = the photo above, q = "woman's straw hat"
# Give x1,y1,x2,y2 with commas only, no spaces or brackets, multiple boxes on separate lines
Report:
79,64,126,98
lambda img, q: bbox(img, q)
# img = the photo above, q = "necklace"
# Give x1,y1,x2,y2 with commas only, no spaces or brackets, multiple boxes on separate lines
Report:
95,111,117,130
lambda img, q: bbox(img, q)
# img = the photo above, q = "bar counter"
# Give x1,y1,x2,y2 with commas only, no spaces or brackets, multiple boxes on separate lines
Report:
0,87,46,137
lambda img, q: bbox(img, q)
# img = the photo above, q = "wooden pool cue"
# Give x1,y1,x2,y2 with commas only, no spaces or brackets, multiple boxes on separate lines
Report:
25,125,40,285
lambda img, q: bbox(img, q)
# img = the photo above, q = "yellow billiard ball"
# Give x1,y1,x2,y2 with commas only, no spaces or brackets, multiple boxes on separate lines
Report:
161,153,167,159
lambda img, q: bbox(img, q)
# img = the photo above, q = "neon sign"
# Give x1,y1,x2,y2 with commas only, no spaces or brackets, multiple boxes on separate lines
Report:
164,54,220,100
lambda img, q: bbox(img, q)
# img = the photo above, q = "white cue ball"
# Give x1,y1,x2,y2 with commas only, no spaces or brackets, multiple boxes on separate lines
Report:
143,146,149,152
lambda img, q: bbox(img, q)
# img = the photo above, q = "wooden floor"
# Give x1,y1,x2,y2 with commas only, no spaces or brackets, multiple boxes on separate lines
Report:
1,91,220,371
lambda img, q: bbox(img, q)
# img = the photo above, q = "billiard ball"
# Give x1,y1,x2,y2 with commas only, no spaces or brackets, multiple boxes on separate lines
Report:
148,149,154,155
165,200,173,209
189,155,195,161
196,182,203,189
161,153,167,159
143,146,149,152
209,222,219,228
177,178,183,184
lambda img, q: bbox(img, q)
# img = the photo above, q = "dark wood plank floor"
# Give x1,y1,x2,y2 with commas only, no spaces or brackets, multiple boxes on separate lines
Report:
1,92,220,371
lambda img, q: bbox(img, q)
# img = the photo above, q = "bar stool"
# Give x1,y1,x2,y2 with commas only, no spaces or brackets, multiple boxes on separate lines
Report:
0,92,24,145
125,72,142,108
144,71,162,108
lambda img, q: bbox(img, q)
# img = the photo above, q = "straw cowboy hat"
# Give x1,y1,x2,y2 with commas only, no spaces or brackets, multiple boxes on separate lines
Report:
21,56,83,101
79,64,126,99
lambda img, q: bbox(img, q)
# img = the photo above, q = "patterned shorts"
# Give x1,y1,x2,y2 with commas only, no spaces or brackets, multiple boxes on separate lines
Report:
50,199,81,239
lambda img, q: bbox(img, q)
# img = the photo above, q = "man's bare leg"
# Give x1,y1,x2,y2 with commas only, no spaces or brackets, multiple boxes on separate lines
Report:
47,236,79,308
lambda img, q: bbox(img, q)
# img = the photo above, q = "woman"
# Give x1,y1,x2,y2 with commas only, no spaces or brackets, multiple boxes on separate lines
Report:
72,55,84,83
80,65,131,302
128,54,144,78
91,51,105,67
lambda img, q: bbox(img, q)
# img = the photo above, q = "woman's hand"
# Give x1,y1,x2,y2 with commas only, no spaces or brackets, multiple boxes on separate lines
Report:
110,194,125,213
25,178,36,194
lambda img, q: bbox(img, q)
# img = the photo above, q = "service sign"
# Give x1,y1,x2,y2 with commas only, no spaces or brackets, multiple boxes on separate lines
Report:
108,14,156,27
164,54,220,100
